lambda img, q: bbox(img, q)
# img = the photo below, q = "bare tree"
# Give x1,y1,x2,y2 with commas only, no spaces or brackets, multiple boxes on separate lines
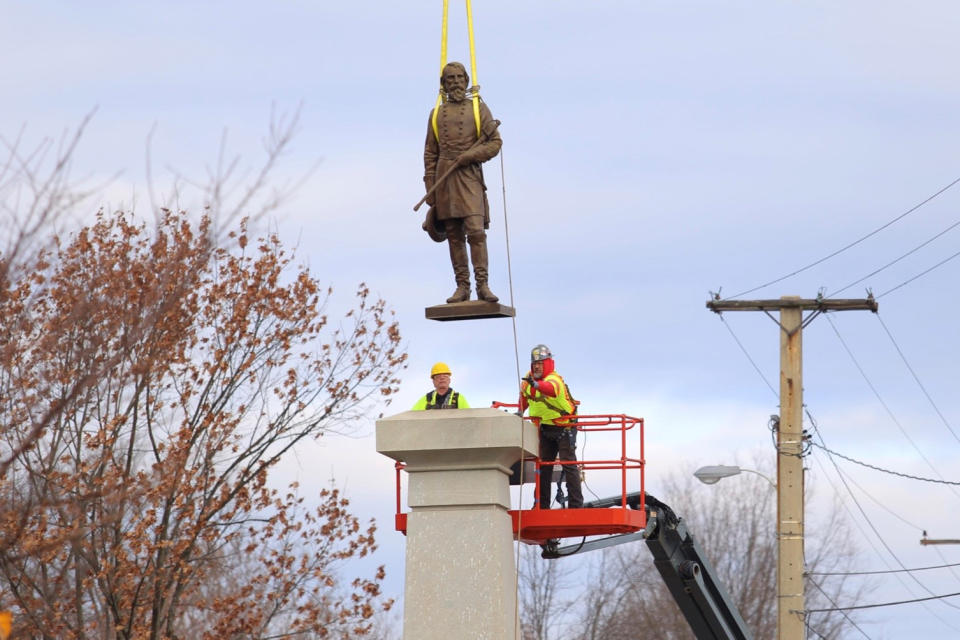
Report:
574,550,637,640
0,110,302,488
0,114,97,286
519,543,576,640
0,199,405,636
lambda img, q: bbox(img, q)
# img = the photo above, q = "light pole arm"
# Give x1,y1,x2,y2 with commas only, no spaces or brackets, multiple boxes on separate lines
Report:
739,468,776,489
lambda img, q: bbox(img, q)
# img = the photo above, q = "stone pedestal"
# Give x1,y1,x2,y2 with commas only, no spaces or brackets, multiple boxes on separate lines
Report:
376,408,538,640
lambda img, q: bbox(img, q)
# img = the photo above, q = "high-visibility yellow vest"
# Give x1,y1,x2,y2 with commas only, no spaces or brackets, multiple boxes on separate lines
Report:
412,389,468,410
522,372,573,426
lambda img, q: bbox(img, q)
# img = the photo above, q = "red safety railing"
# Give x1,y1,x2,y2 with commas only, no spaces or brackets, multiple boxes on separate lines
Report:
490,401,644,510
391,404,646,544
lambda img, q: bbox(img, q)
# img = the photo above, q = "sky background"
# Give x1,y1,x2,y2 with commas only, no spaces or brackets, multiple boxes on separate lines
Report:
3,2,960,637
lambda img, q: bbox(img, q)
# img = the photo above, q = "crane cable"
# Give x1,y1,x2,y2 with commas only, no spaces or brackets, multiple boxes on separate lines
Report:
500,146,529,634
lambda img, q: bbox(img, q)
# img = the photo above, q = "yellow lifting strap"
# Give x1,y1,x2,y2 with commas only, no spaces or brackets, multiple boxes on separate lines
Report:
431,0,483,141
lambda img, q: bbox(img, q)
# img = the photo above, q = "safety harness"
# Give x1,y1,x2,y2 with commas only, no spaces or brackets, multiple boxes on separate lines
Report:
424,389,461,410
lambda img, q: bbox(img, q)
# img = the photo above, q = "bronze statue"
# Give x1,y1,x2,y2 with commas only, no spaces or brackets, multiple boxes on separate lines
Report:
423,61,503,303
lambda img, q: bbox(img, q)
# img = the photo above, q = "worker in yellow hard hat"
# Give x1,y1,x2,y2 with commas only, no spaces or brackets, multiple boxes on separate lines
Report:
412,362,471,410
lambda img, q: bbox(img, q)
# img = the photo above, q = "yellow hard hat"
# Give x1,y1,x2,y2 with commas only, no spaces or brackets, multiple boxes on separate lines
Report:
430,362,452,377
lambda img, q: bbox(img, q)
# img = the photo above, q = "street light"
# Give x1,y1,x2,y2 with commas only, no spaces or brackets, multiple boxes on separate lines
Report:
694,464,776,488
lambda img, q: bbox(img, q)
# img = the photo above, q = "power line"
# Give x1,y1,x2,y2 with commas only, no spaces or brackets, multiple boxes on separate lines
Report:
809,561,960,577
875,313,960,446
828,216,960,297
808,443,909,566
932,546,960,587
724,174,960,300
878,247,960,298
806,576,873,639
833,459,925,533
804,623,829,640
807,448,960,633
804,412,960,622
804,590,960,613
809,441,960,486
716,313,778,398
824,315,960,500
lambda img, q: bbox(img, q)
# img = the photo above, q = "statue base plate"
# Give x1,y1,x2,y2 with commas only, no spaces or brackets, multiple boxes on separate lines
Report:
425,301,516,321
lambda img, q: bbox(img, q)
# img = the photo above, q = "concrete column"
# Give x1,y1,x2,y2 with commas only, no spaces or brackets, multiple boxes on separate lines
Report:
376,408,538,640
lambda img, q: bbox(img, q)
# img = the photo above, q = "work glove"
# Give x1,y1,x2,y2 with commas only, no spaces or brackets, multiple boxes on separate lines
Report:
522,375,538,391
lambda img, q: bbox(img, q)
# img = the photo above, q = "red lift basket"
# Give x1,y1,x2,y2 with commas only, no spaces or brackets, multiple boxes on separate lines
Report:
392,405,646,546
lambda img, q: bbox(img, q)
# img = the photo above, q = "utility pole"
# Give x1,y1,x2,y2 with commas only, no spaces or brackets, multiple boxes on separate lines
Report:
706,294,878,640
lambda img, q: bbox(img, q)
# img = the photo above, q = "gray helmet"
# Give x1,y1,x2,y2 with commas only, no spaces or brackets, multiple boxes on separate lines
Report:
531,344,552,362
422,206,446,243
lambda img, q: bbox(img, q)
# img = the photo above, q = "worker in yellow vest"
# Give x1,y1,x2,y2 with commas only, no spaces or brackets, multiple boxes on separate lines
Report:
412,362,471,410
519,344,582,509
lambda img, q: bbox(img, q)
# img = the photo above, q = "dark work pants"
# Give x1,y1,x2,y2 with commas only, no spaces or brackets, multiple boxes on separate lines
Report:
539,425,583,509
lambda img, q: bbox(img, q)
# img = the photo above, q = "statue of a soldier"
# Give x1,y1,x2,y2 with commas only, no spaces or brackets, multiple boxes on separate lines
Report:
423,61,503,303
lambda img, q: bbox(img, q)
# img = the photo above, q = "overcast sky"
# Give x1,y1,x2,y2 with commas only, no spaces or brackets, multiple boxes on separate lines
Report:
4,2,960,637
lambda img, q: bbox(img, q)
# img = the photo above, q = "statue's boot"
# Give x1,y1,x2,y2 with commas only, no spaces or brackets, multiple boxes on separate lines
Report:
470,235,499,303
446,235,471,303
476,281,499,303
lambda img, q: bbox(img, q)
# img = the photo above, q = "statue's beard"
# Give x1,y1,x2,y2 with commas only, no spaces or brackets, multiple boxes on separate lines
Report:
448,86,467,102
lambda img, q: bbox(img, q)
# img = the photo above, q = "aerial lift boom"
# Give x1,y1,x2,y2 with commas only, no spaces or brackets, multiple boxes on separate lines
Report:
543,492,754,640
